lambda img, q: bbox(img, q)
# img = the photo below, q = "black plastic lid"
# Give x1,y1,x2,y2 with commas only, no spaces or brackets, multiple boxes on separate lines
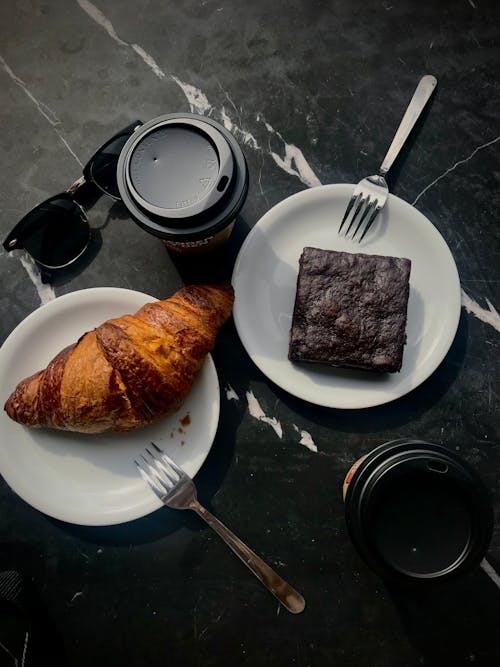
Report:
344,439,493,584
117,113,248,242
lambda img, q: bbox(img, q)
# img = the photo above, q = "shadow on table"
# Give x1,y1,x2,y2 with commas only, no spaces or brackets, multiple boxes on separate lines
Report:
166,213,252,285
39,189,130,286
385,556,500,666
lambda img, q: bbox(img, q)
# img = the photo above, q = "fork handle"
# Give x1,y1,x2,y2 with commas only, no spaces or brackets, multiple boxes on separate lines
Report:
191,501,306,614
379,75,437,176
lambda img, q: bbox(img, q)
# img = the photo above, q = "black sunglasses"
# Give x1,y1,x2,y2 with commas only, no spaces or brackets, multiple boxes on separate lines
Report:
2,120,143,269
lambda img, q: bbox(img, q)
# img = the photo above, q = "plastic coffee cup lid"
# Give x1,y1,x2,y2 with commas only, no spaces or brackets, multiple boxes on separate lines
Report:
117,113,248,242
125,117,234,218
344,439,493,583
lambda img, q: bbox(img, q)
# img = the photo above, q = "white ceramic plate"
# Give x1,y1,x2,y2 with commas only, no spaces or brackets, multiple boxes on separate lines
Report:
0,288,220,525
232,184,461,409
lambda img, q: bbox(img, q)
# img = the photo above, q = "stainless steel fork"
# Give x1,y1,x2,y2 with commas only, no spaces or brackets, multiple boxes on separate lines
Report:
135,443,306,614
338,74,437,242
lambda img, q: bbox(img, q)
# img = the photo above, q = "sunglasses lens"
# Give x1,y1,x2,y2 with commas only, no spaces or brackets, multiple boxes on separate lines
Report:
90,133,130,198
21,198,90,268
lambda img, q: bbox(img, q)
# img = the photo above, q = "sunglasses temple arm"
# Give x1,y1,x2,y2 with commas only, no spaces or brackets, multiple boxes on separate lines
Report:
66,175,87,196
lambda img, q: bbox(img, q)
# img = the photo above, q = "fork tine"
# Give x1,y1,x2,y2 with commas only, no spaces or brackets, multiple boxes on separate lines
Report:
352,198,377,240
338,192,360,233
345,195,367,236
152,442,186,479
140,453,173,492
147,445,179,485
135,458,165,497
358,204,382,242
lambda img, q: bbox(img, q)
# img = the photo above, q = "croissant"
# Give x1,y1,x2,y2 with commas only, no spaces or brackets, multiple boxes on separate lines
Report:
4,284,234,434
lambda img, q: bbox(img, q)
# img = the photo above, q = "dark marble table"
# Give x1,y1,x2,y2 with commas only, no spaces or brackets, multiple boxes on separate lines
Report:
1,0,499,665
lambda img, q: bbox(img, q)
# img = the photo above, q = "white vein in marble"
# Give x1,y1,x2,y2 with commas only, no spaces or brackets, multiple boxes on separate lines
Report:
18,253,56,304
0,54,60,126
269,144,321,188
246,390,283,438
220,106,233,132
411,134,500,206
481,558,500,590
22,631,29,666
215,80,260,149
77,1,316,186
0,55,74,304
271,143,322,188
225,384,239,401
259,115,322,188
77,0,128,46
131,43,166,79
293,424,318,453
170,75,213,115
0,55,82,167
79,1,216,118
220,107,260,149
461,289,500,333
0,639,18,666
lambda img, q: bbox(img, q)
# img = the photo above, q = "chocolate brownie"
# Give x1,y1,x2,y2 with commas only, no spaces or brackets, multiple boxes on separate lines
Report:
289,247,411,373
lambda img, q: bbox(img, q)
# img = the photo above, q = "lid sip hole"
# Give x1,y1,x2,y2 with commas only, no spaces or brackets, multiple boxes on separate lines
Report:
427,459,448,474
217,175,229,192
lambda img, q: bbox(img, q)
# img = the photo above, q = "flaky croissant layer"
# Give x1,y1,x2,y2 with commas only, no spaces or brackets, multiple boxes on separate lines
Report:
4,284,234,434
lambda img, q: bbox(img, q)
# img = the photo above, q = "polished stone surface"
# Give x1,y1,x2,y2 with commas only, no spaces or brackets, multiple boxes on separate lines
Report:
0,0,499,665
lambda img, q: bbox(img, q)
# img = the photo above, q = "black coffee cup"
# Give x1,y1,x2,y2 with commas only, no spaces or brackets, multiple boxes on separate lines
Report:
116,113,248,254
343,439,494,584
